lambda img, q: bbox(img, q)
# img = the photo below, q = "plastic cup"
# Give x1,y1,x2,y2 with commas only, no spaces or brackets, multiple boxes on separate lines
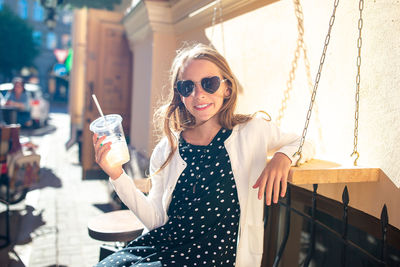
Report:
90,114,130,167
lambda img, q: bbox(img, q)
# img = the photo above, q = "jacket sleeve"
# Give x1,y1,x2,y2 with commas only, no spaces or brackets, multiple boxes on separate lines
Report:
258,118,315,165
109,140,168,230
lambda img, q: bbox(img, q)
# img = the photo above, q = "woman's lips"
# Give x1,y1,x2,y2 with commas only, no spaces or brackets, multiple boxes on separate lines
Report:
194,103,212,111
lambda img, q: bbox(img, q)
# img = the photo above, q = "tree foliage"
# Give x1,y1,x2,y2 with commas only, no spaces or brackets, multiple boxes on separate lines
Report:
0,6,39,81
61,0,122,10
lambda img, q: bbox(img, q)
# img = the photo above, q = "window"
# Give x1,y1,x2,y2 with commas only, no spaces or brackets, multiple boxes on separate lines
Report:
18,0,28,19
33,1,44,21
46,32,57,49
33,31,42,46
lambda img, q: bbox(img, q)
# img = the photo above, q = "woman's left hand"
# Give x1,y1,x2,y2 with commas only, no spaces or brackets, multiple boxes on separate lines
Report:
252,152,292,205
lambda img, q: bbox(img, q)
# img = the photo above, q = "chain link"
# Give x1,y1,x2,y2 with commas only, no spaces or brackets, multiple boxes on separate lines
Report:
276,0,324,146
210,0,225,55
276,0,305,126
218,0,226,55
351,0,364,166
293,0,340,166
210,2,218,40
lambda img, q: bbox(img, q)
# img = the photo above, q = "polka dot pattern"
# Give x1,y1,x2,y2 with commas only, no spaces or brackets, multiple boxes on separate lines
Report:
95,128,239,266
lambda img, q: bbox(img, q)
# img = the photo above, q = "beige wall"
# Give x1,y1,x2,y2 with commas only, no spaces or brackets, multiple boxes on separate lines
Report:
123,0,400,227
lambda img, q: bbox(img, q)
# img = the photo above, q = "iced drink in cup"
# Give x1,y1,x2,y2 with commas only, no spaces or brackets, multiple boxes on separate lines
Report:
90,114,130,167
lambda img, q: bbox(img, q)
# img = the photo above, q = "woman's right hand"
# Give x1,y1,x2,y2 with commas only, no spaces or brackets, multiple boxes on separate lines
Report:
92,133,123,180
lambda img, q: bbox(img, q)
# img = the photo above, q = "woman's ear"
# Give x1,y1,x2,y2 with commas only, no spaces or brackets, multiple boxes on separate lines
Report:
224,88,231,99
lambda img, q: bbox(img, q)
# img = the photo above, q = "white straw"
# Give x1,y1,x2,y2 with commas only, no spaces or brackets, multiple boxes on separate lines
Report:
92,94,105,117
92,94,109,128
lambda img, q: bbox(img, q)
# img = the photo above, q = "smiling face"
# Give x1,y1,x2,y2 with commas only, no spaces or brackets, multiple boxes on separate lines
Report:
13,82,24,97
179,59,230,127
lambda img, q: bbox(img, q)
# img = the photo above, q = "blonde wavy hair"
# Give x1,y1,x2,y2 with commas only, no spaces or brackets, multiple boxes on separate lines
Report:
154,43,253,172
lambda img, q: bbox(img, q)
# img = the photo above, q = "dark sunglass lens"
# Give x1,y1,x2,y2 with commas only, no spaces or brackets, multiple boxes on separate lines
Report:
201,76,221,94
177,80,194,97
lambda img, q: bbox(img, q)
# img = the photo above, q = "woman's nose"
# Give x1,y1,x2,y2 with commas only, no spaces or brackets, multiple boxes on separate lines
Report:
192,82,206,97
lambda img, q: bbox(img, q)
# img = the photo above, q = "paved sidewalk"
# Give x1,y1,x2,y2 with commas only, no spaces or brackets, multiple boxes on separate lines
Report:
0,107,117,266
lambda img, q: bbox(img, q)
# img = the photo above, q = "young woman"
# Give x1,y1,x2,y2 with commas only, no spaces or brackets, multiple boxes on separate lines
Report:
93,43,314,267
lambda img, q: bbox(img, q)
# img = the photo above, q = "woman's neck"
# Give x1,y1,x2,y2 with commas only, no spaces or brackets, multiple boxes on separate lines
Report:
14,91,22,99
182,120,221,146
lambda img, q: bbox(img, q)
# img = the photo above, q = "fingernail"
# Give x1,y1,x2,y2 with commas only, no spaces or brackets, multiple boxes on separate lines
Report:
100,143,103,147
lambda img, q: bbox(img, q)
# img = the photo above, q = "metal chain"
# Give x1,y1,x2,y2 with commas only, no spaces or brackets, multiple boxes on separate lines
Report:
276,0,324,145
351,0,364,166
210,2,218,41
218,0,226,55
210,0,225,55
293,0,340,166
276,0,305,126
302,32,325,145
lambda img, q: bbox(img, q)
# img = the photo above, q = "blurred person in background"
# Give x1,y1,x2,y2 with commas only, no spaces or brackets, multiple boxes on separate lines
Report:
5,77,32,127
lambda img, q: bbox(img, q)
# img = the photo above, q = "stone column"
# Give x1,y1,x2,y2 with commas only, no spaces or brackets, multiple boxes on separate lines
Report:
123,0,177,157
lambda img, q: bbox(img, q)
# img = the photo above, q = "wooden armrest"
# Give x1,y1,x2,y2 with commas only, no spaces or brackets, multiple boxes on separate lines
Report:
288,159,382,185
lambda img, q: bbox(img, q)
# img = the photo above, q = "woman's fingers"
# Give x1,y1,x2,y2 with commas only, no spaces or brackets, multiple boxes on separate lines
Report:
96,142,111,163
91,134,123,179
92,133,98,144
272,175,281,204
92,133,106,146
281,176,288,197
252,177,261,189
93,135,107,151
253,168,268,199
265,171,276,205
254,169,275,205
254,168,288,205
92,133,110,164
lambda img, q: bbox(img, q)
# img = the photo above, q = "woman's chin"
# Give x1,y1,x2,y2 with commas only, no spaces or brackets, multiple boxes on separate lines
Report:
194,115,218,127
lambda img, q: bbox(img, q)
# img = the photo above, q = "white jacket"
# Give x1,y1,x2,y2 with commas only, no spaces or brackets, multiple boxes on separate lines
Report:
110,116,314,267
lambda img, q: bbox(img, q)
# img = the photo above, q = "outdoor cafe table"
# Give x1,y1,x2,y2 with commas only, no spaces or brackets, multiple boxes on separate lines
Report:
88,209,144,243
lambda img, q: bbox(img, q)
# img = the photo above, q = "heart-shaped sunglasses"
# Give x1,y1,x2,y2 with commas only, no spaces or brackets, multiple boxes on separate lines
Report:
176,76,227,97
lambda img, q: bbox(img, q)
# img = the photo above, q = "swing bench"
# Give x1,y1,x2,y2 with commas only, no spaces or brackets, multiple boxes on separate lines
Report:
275,0,382,186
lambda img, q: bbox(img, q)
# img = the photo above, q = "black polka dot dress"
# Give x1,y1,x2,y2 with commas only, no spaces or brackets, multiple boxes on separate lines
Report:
95,128,240,267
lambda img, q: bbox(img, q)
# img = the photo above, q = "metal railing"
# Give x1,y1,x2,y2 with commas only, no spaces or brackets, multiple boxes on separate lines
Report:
263,183,399,267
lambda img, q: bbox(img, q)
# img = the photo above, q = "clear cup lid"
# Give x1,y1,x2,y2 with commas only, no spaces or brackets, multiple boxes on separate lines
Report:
89,114,122,132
